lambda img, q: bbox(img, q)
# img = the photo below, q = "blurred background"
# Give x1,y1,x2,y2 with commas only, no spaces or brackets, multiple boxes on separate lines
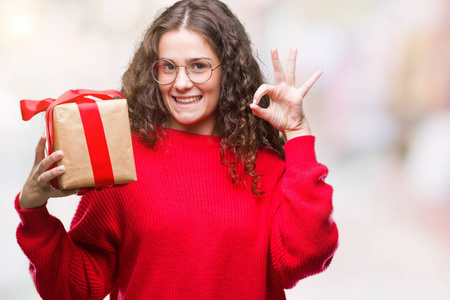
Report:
1,0,449,299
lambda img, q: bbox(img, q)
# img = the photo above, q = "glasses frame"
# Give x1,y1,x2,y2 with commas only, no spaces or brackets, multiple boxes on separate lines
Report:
151,58,222,85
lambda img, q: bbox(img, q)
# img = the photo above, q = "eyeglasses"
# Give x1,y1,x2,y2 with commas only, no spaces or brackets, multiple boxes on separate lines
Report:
151,58,222,85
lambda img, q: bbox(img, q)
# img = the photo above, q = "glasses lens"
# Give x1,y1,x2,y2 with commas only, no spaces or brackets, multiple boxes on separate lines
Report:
186,59,212,83
152,59,176,84
151,59,215,84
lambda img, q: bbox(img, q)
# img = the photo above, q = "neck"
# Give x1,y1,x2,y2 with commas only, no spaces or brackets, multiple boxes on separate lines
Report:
167,117,219,137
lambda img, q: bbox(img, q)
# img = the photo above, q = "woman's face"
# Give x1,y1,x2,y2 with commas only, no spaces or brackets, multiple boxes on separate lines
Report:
157,28,222,136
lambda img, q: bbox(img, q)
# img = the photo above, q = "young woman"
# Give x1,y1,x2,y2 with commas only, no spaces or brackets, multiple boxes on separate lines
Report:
16,0,338,299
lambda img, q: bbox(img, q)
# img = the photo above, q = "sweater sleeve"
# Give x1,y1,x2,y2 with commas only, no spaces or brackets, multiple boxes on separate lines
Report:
268,136,339,289
15,188,121,300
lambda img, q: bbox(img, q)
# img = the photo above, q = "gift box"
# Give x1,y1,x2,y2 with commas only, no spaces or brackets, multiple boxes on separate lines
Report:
20,89,137,190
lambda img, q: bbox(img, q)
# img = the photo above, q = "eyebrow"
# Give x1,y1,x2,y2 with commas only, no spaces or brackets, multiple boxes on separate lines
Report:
159,57,213,63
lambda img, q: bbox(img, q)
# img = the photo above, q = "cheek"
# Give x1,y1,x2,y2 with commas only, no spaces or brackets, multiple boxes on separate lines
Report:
207,77,222,102
159,86,172,104
205,87,220,107
158,84,169,96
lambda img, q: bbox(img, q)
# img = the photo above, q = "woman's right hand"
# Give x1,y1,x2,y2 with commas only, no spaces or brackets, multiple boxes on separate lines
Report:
18,136,79,210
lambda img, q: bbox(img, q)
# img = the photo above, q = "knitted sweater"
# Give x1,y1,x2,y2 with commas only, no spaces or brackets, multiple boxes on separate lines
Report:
16,128,338,300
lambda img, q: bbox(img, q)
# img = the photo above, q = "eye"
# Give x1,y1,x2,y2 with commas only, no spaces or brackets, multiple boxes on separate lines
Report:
161,62,176,72
154,60,176,73
190,61,208,72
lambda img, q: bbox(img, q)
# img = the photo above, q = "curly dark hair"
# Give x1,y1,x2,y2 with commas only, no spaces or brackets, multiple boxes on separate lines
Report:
121,0,286,195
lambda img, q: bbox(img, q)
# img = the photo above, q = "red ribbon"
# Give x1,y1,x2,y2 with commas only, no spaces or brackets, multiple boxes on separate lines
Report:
77,100,115,188
20,89,124,190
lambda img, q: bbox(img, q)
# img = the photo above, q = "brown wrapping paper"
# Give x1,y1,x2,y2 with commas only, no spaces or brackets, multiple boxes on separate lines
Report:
52,99,137,190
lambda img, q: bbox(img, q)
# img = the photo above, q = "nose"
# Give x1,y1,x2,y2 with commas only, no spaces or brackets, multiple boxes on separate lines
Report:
173,67,194,91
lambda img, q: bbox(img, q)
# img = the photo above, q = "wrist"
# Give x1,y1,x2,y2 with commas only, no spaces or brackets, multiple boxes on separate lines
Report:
18,191,48,210
283,119,312,140
284,129,311,140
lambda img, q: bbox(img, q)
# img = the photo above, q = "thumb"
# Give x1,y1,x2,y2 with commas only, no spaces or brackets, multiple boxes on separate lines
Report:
51,188,80,198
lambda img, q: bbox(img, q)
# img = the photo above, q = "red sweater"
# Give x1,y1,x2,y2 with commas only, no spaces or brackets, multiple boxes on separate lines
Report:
16,128,338,300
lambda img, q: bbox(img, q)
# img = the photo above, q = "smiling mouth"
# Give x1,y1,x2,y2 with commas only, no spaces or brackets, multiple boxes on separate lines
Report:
173,96,202,104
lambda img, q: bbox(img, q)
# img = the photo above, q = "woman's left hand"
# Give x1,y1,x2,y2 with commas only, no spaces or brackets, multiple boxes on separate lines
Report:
250,47,322,140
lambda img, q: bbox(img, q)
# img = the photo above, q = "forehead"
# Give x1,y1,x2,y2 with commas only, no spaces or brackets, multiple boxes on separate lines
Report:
158,28,217,61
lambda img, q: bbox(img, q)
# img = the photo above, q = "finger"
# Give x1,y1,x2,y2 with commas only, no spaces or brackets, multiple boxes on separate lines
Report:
34,135,47,167
253,84,276,106
271,47,285,85
36,150,64,175
37,164,65,185
299,70,323,98
51,188,79,198
250,101,272,123
285,47,297,86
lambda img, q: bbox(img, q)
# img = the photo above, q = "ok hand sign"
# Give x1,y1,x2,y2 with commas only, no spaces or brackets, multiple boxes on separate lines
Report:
250,47,322,140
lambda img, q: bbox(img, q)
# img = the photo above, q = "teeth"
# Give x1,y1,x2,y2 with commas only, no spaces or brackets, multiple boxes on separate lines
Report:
174,96,201,104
